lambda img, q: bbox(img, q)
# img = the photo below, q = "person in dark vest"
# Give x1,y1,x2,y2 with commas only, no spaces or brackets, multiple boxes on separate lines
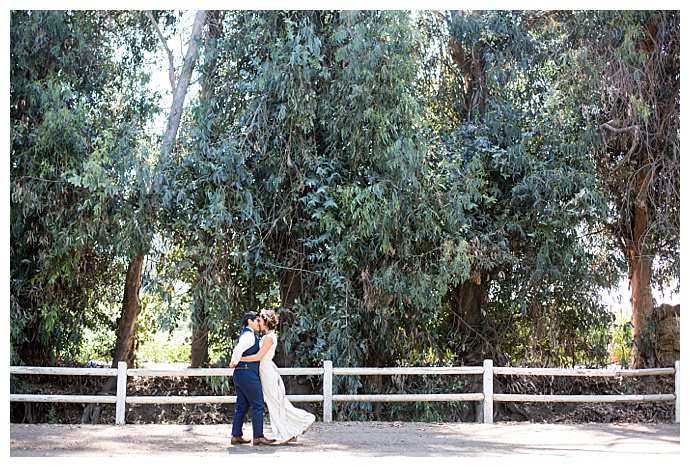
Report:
230,311,275,446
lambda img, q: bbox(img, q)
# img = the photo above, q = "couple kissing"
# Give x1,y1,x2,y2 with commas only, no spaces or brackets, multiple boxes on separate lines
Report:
229,308,315,446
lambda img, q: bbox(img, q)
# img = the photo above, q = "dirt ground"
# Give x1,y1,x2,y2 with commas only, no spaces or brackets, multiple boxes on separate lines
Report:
9,421,681,460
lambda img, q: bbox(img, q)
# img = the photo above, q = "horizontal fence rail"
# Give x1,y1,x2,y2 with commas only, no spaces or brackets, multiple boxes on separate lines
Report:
10,359,680,425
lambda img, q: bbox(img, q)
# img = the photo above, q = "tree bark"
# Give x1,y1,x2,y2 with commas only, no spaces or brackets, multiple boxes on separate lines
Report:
190,296,209,368
275,266,303,371
629,168,656,369
448,272,488,422
190,323,209,367
112,252,146,368
448,11,487,120
449,270,487,363
279,266,304,313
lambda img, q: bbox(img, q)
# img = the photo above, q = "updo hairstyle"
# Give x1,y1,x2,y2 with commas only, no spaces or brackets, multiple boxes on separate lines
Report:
259,308,279,331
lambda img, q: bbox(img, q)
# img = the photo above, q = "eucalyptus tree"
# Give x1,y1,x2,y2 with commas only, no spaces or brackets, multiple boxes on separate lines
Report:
558,11,679,368
65,10,210,422
308,11,473,372
154,10,271,367
415,10,621,367
10,9,164,424
10,10,159,367
196,11,473,406
98,9,208,374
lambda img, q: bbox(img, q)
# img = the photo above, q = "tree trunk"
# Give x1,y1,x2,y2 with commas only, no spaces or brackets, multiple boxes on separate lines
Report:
629,175,656,369
22,402,39,423
112,252,146,368
448,11,487,120
449,270,487,363
80,11,209,424
190,325,209,367
448,271,488,422
274,264,304,393
190,297,209,368
188,13,221,369
19,309,52,367
82,251,145,423
279,264,304,312
275,266,303,369
159,10,207,162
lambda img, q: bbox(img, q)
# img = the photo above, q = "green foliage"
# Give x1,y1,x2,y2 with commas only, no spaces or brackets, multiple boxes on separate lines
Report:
409,11,624,368
136,337,190,364
197,11,473,389
205,376,231,395
10,10,159,365
562,11,680,290
74,313,118,363
609,314,633,368
11,12,676,424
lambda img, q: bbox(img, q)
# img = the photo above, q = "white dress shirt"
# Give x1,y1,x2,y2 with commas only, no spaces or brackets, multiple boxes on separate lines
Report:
230,328,257,366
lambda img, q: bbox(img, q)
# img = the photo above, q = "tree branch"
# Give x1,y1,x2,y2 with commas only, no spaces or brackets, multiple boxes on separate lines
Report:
146,10,177,90
160,10,207,162
600,121,639,134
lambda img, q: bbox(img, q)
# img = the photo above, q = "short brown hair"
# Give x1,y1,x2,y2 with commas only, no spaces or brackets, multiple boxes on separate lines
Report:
241,311,258,327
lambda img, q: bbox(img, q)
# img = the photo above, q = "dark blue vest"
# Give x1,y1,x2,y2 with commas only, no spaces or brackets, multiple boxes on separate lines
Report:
237,327,260,372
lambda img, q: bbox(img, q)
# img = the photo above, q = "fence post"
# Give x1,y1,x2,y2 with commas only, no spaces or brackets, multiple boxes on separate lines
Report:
675,360,680,423
116,361,127,425
483,359,493,424
323,360,333,423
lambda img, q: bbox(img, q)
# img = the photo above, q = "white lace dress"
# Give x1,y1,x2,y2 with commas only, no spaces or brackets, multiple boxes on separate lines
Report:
259,331,316,441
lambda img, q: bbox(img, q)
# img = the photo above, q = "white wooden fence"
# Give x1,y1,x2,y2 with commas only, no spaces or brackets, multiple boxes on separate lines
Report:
10,359,680,425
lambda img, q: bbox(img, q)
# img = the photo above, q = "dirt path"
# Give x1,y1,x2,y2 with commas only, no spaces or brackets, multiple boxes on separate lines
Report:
10,421,680,460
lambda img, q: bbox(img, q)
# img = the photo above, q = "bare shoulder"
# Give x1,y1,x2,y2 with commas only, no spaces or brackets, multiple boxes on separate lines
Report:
261,332,278,343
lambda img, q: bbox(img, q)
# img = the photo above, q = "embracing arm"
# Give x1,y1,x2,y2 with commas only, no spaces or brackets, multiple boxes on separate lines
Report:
230,330,255,368
239,335,274,362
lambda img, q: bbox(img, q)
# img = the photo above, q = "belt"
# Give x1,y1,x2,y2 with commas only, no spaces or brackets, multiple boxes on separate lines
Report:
234,365,253,370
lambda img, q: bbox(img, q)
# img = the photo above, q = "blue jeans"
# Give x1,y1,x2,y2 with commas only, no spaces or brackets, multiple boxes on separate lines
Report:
231,369,265,438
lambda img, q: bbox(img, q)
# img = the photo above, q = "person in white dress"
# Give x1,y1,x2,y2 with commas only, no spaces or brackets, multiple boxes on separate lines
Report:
239,308,316,443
